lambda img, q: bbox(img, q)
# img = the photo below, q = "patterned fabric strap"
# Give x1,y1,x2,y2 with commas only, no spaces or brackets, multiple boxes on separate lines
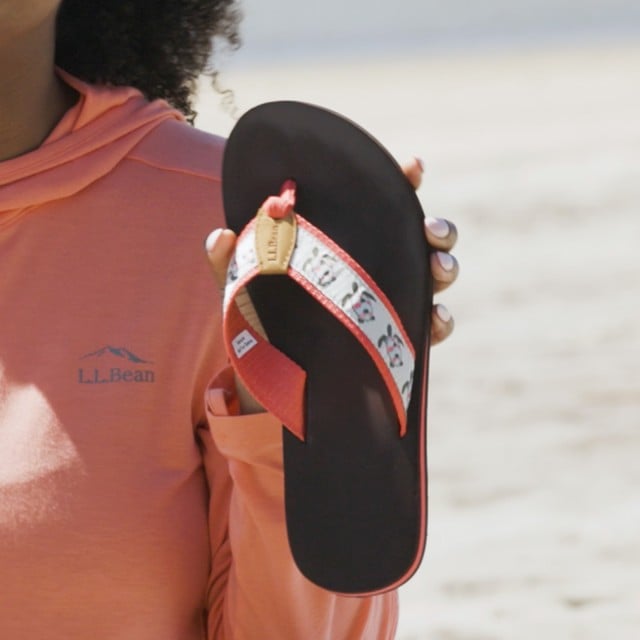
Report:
223,184,416,441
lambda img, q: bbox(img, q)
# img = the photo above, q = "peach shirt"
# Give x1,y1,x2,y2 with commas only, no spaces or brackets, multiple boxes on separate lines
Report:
0,72,398,638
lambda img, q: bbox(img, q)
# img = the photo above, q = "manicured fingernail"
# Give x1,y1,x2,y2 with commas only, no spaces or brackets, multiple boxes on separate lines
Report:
436,304,451,323
425,217,449,239
415,156,425,173
436,251,455,272
205,229,222,253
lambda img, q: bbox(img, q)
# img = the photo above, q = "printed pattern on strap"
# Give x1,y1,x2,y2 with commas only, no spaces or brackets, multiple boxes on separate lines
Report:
224,214,416,436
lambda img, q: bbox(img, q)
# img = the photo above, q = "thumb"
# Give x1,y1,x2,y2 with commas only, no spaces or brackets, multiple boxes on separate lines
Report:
205,227,268,339
205,228,237,290
204,228,267,414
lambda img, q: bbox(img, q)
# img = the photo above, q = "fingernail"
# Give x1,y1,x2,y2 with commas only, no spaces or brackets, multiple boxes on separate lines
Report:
436,251,455,272
435,304,451,323
415,156,425,173
205,229,223,253
425,217,449,239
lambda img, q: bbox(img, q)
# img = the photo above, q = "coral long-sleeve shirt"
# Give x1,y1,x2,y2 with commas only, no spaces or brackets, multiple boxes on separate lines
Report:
0,72,398,638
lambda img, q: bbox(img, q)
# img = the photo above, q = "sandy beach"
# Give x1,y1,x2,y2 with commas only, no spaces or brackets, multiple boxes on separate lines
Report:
195,41,640,639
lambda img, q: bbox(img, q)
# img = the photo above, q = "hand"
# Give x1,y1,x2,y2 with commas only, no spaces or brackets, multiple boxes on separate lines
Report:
206,157,457,413
207,157,458,348
402,157,458,346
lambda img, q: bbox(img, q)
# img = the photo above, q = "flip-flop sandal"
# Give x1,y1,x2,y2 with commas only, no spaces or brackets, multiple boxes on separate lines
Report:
221,101,433,595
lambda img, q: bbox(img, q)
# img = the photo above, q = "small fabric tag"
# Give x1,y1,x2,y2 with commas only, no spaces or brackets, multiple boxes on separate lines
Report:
232,329,258,358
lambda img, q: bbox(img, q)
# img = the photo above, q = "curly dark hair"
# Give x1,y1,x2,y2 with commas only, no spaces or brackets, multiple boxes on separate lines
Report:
55,0,242,123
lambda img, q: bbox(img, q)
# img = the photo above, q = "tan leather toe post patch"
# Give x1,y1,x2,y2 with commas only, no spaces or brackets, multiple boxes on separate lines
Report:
255,208,297,275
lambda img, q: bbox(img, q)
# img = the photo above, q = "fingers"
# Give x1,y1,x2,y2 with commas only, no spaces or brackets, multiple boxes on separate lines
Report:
205,228,237,291
431,249,459,294
425,216,457,252
206,213,458,350
401,156,424,190
431,304,454,346
401,154,457,251
428,229,458,342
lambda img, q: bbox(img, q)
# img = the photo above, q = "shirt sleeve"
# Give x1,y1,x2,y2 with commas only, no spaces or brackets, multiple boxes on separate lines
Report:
197,366,399,640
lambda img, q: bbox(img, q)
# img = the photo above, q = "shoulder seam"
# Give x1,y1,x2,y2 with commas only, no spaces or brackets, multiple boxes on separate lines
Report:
126,154,222,183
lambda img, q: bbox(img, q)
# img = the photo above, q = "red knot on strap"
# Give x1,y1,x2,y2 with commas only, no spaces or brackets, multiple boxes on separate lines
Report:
263,180,297,219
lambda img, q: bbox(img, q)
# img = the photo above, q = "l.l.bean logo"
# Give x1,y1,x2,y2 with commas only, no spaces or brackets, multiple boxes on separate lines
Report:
78,346,155,384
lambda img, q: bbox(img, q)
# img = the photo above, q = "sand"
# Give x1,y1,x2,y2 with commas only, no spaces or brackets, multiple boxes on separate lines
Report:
195,41,640,639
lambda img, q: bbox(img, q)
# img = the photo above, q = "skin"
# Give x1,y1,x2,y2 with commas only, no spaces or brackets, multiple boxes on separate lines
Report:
0,1,458,415
0,0,77,162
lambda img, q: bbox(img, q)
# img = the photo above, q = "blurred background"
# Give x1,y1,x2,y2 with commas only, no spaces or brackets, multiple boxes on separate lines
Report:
196,2,640,638
221,0,640,62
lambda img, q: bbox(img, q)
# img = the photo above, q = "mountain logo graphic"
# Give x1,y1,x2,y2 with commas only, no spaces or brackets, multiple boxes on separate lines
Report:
81,346,153,364
78,346,155,385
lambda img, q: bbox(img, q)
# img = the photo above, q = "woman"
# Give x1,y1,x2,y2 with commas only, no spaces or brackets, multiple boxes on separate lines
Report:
0,1,458,638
